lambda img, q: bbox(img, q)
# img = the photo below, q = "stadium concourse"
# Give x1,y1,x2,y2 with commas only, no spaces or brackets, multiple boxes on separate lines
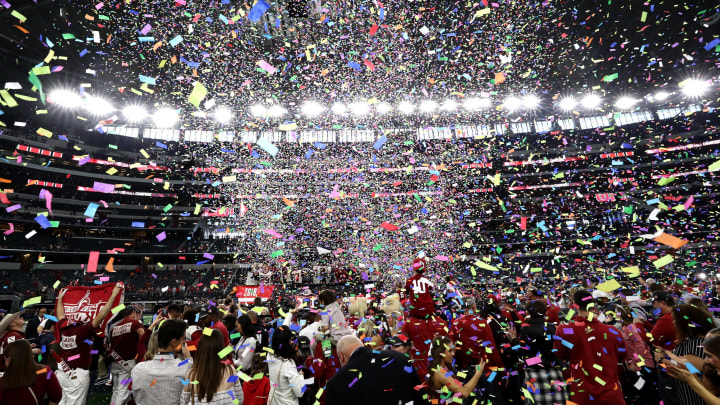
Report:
1,0,720,404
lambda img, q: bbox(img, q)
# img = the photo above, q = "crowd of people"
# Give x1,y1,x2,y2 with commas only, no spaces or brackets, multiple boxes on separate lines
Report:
0,257,719,404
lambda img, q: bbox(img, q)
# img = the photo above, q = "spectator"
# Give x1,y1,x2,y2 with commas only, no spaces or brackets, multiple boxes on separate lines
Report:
234,314,257,373
650,290,677,350
317,290,352,344
108,306,145,405
669,303,716,405
403,257,436,319
0,340,62,405
617,305,657,405
326,335,430,405
242,353,270,405
182,329,243,405
267,325,305,405
0,312,39,375
554,289,627,405
131,319,192,405
650,290,679,405
190,307,230,348
512,299,567,405
55,284,121,405
24,307,46,341
451,296,503,371
426,335,484,402
667,334,720,405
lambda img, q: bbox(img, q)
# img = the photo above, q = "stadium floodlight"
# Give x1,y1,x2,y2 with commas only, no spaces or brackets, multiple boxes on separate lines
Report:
521,95,540,110
419,100,438,113
558,97,577,111
440,99,458,111
153,108,179,127
398,101,415,115
655,91,669,101
503,96,522,112
49,90,83,109
615,97,638,110
464,97,491,111
249,105,267,117
349,102,370,116
214,106,233,123
84,96,115,115
581,94,602,109
267,105,287,117
681,79,710,97
331,103,348,115
375,102,392,114
123,105,147,122
301,101,324,117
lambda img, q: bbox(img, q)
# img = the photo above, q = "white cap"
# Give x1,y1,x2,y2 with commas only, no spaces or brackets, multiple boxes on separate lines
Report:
592,290,610,299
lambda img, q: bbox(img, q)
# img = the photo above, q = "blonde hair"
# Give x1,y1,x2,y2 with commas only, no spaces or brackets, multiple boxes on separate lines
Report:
144,330,159,361
380,293,401,315
356,319,375,340
348,296,368,318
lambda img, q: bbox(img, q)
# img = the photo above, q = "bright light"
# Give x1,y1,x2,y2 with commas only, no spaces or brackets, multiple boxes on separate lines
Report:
521,95,540,110
581,94,602,109
698,273,707,280
49,90,83,109
123,105,147,122
681,79,710,97
267,105,286,118
153,108,178,127
84,96,115,115
419,100,438,113
439,100,458,111
653,91,670,101
503,96,522,112
349,102,370,116
375,102,392,114
615,97,638,110
398,101,415,115
214,106,233,123
464,98,491,110
331,103,348,115
558,97,577,111
249,105,267,117
301,101,324,117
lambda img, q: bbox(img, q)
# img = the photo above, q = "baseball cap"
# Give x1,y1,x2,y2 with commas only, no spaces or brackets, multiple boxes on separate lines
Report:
198,306,219,318
652,290,675,306
592,290,610,299
386,333,411,347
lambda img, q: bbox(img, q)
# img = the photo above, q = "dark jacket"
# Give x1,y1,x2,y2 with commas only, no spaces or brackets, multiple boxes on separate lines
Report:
325,347,429,405
517,317,560,368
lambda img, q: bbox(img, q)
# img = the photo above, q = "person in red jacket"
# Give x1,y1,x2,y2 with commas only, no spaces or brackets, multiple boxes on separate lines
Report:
108,306,144,405
403,257,435,319
527,288,560,324
451,296,504,371
650,290,677,350
554,289,627,405
0,311,40,375
401,256,446,381
189,306,230,349
649,290,680,405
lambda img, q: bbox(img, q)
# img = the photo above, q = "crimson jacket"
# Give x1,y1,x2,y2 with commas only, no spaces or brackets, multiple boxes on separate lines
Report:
650,311,677,350
554,315,627,405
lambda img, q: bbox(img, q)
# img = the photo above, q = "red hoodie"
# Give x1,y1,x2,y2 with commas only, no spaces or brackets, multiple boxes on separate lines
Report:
242,376,270,405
